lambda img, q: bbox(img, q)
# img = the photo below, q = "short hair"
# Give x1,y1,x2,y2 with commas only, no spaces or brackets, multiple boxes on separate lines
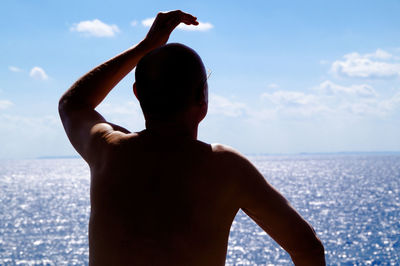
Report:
135,43,206,118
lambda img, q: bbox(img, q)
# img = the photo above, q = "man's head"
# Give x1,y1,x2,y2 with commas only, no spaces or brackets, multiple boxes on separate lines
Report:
134,43,208,123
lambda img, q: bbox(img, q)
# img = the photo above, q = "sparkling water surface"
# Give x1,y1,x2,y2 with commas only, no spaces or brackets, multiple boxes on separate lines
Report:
0,155,399,265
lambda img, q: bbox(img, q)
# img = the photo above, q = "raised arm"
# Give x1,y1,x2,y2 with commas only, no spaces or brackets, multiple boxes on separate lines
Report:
58,10,198,162
226,149,325,265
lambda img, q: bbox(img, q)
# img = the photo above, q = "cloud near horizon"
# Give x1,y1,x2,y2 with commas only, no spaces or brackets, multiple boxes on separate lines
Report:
29,67,48,80
263,81,400,117
70,19,120,37
141,17,213,31
315,80,377,97
0,114,65,158
331,49,400,78
194,78,400,122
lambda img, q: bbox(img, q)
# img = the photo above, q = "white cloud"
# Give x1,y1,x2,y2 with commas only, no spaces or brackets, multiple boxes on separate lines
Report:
261,90,329,117
258,80,400,118
141,18,155,27
335,92,400,117
130,20,138,27
141,17,213,31
208,93,247,117
331,49,400,78
177,21,213,31
0,100,13,110
70,19,120,37
365,49,392,60
316,80,377,97
9,66,22,72
335,94,400,116
29,67,48,80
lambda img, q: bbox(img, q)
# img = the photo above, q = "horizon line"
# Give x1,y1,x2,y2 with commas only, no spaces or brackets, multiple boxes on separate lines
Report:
29,150,400,160
1,151,400,161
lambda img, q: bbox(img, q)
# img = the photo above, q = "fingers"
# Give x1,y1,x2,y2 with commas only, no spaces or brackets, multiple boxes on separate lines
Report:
182,16,199,26
181,13,199,25
168,10,199,26
144,10,199,48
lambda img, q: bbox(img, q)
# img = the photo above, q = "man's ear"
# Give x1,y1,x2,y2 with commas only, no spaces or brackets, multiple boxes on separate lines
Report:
133,82,139,100
198,98,208,122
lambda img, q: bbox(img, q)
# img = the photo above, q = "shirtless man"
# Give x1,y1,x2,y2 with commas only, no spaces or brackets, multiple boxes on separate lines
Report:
59,10,325,266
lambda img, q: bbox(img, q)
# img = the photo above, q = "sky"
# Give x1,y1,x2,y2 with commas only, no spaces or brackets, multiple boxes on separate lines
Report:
1,0,400,159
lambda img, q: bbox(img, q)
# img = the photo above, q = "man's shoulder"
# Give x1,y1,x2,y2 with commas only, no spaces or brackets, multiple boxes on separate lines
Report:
211,143,243,156
210,143,250,166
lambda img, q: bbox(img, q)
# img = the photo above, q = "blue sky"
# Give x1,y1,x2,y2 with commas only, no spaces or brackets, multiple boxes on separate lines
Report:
1,0,400,158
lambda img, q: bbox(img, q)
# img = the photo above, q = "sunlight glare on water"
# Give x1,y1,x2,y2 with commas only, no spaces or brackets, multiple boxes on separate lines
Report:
0,155,399,265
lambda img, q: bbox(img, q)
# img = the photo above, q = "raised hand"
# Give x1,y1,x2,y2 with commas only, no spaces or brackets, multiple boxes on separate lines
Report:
143,10,199,50
59,10,199,162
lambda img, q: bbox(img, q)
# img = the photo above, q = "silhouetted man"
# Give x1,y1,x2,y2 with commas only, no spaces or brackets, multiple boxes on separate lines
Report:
59,10,325,266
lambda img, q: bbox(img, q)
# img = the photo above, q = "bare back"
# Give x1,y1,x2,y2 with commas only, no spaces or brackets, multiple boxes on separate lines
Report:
89,132,241,265
59,10,325,265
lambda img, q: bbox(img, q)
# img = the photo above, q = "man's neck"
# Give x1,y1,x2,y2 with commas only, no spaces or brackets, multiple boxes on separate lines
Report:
145,119,198,140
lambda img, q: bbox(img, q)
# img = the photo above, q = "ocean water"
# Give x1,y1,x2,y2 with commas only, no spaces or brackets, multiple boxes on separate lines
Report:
0,154,399,265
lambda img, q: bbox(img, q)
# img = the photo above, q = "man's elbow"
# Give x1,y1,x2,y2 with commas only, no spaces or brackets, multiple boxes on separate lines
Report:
58,96,69,118
58,95,65,113
58,94,81,116
308,237,325,260
291,237,325,266
58,95,78,120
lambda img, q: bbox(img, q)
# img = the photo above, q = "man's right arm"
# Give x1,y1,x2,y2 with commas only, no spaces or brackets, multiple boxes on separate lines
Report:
221,146,325,265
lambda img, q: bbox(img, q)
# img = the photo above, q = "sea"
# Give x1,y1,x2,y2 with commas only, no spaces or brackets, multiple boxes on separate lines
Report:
0,154,399,265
